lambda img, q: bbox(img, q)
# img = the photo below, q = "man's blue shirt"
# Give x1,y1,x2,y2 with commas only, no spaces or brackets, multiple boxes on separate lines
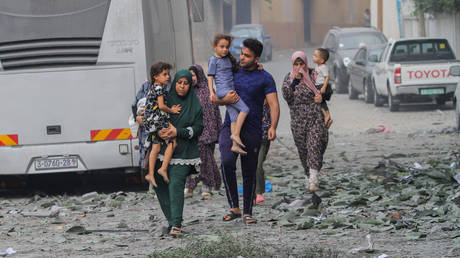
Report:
223,67,277,135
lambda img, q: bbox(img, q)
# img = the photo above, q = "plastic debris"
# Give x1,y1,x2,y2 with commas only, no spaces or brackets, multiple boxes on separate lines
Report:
265,180,272,193
0,248,16,257
366,125,394,134
349,234,374,254
6,210,21,215
238,181,272,194
413,162,423,169
454,173,460,184
306,213,326,221
378,254,389,258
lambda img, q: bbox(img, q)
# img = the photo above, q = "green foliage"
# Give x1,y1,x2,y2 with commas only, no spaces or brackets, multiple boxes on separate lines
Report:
413,0,460,14
149,230,342,258
149,232,273,258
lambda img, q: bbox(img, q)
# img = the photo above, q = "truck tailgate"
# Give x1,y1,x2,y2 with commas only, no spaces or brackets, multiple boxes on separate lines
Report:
0,65,135,146
400,62,457,87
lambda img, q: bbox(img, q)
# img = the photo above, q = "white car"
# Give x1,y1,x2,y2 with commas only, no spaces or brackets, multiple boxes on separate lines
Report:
450,65,460,130
372,38,459,111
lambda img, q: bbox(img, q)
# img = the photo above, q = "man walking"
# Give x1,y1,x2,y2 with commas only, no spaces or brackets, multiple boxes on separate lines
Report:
212,38,280,224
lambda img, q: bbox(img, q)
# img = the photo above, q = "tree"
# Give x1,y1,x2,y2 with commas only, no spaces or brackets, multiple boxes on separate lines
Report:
413,0,460,14
412,0,460,37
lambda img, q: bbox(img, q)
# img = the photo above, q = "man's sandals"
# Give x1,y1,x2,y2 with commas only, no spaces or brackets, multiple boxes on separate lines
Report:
243,215,257,225
222,211,257,225
222,210,241,221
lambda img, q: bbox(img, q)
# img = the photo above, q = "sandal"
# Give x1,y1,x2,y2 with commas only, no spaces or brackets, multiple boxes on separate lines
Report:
223,210,242,221
201,192,212,200
169,226,182,237
255,194,265,204
243,215,257,225
184,188,193,199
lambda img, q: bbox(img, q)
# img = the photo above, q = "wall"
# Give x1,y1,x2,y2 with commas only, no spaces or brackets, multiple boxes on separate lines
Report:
255,0,305,49
310,0,370,44
189,0,224,64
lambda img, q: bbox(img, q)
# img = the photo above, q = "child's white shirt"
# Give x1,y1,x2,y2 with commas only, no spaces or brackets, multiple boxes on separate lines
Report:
314,64,329,85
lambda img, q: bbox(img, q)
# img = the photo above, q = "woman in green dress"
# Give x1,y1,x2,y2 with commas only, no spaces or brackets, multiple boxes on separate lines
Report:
154,69,203,236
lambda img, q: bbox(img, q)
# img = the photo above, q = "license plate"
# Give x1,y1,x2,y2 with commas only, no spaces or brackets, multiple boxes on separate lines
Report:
420,88,445,95
35,157,78,170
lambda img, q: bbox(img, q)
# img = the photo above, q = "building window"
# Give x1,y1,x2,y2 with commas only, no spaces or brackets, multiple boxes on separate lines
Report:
189,0,204,22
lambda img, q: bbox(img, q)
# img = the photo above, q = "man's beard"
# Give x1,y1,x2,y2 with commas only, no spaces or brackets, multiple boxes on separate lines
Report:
241,60,257,69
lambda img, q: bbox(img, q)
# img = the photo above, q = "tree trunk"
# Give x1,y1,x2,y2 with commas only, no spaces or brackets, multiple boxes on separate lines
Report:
417,10,426,37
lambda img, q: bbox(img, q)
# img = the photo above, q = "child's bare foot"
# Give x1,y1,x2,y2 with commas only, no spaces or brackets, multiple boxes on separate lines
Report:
231,142,247,155
145,173,157,188
157,168,170,183
230,135,245,148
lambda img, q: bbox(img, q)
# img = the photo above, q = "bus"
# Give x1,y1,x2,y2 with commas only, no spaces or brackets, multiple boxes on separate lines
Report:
0,0,194,175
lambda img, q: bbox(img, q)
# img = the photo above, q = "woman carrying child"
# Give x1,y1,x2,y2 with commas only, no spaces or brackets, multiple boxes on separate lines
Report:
155,69,203,236
282,51,329,191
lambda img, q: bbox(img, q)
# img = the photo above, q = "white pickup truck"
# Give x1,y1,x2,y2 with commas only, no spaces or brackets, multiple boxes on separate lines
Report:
372,38,459,111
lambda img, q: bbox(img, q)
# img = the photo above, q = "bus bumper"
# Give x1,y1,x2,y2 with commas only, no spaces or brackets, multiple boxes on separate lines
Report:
0,140,140,175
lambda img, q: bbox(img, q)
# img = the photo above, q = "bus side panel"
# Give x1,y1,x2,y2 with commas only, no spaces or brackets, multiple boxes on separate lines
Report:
0,66,136,145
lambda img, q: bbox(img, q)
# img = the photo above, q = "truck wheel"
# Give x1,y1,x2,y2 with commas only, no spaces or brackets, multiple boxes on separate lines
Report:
456,98,460,131
388,85,399,112
364,80,373,103
373,81,384,107
335,68,347,94
435,96,446,106
348,79,358,99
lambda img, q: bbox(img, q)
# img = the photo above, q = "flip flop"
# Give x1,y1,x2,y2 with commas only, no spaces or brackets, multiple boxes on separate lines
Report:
223,210,242,221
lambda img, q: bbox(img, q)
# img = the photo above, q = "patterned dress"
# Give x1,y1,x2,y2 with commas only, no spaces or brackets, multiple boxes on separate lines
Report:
185,64,222,191
282,72,328,173
261,103,271,140
143,84,169,147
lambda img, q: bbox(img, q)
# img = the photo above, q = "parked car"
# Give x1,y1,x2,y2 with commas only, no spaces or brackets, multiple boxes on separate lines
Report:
449,65,460,130
347,44,385,102
372,38,458,111
229,24,272,62
322,27,387,93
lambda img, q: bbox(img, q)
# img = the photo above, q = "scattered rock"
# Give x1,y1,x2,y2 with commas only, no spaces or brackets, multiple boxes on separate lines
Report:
81,191,99,201
66,225,90,235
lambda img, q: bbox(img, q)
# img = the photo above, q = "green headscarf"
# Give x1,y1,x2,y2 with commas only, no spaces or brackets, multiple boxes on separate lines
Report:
165,69,203,161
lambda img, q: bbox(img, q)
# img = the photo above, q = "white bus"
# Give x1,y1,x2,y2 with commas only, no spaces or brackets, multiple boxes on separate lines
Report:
0,0,194,175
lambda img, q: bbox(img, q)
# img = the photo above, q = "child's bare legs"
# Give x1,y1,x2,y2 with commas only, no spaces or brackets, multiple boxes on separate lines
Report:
230,112,248,155
145,142,161,188
322,108,333,128
157,139,177,183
